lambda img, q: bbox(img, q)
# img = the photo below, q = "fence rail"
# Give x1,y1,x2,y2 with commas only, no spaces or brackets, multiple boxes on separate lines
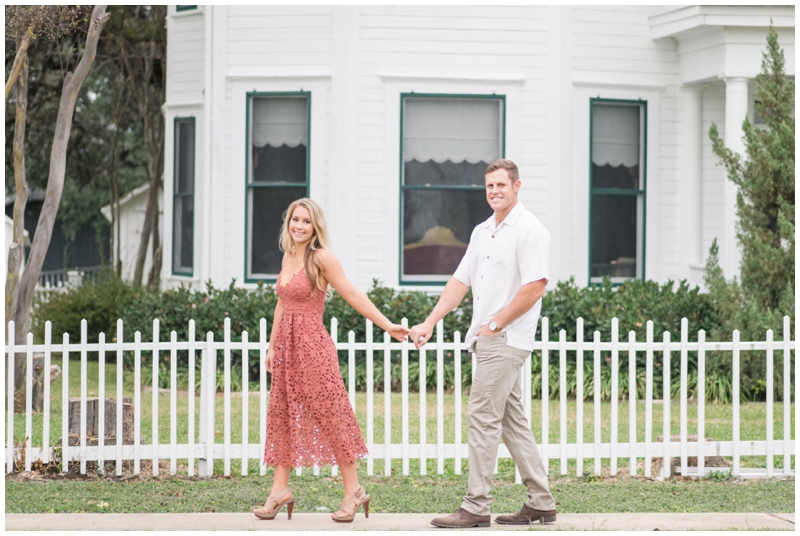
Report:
5,316,795,481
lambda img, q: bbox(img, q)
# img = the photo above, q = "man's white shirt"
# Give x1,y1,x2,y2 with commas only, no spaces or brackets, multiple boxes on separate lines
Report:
453,203,550,352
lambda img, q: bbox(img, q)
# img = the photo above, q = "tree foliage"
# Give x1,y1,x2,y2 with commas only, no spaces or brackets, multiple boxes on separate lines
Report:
704,25,794,396
705,25,795,332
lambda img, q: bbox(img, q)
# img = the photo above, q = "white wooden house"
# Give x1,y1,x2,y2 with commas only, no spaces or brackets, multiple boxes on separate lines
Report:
100,183,163,282
146,5,794,292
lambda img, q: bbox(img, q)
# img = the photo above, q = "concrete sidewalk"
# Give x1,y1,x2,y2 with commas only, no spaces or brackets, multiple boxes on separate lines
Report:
5,512,795,531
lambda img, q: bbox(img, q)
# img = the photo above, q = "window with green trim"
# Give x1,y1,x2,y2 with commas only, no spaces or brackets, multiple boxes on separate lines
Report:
173,117,195,275
175,6,197,12
589,99,646,284
400,95,502,283
246,93,310,280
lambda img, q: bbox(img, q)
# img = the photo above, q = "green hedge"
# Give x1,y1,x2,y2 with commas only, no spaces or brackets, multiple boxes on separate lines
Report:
32,273,789,402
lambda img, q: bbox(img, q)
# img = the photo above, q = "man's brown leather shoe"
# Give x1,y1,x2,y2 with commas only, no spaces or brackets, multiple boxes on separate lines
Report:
495,504,557,525
430,507,491,528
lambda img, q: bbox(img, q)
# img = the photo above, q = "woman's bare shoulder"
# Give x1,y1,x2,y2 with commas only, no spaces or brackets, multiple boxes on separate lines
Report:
316,249,339,266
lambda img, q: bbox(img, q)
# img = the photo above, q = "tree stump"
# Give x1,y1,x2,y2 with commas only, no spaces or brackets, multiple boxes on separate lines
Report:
66,397,135,446
653,434,732,478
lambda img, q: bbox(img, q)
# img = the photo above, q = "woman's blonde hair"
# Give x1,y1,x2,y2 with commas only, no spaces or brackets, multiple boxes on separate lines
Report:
279,198,331,295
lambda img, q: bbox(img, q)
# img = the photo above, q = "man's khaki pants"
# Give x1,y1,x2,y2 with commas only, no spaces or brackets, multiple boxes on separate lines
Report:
460,333,556,516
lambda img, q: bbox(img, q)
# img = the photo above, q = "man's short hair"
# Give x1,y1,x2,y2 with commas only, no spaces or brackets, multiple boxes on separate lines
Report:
485,158,519,183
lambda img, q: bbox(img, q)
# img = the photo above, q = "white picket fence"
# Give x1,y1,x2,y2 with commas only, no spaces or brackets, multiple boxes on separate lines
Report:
5,316,795,481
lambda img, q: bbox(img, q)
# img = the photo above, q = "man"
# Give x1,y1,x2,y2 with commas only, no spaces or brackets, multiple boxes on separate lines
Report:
410,158,556,528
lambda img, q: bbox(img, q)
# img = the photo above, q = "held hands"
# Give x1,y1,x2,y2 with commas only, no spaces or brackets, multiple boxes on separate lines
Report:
409,321,434,349
387,323,411,342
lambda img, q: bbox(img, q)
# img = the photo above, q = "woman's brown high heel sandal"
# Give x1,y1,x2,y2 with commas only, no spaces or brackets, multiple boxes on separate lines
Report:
253,487,295,520
330,486,370,523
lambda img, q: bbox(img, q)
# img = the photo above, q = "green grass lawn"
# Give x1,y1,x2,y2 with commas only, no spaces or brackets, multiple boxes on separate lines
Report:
4,472,795,514
8,358,796,477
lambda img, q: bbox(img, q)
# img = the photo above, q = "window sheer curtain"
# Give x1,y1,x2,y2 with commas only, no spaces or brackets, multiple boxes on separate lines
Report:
591,104,639,168
252,97,308,149
403,98,501,164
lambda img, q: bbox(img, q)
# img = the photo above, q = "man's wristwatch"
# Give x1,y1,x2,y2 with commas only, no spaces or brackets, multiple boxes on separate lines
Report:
489,320,499,332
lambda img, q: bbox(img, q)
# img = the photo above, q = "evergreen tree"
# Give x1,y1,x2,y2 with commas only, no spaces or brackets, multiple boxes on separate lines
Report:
704,25,794,398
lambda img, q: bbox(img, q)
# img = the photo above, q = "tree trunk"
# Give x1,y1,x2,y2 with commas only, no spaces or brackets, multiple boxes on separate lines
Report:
107,74,130,278
5,47,30,414
126,17,166,289
5,51,29,323
11,6,111,412
4,34,29,104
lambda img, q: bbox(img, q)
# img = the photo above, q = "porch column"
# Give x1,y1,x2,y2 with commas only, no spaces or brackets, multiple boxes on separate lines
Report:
722,77,749,279
680,85,703,278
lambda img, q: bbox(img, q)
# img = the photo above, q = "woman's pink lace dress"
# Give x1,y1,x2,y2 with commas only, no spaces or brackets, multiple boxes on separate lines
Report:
263,269,368,468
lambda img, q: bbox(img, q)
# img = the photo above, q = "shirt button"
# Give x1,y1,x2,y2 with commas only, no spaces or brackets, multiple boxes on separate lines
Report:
486,256,489,259
492,236,495,238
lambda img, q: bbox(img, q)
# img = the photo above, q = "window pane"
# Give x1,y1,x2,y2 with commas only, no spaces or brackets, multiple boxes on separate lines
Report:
404,160,487,187
403,189,491,277
176,120,194,194
252,144,306,183
251,96,308,184
592,163,640,190
591,193,640,279
249,186,307,277
173,196,193,273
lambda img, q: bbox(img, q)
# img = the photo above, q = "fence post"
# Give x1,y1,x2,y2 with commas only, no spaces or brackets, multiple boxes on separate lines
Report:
223,318,231,477
697,330,705,477
151,319,160,476
7,321,15,474
80,320,88,475
576,318,584,477
782,316,791,477
559,329,567,476
661,331,670,480
367,320,374,477
610,318,618,476
43,322,52,464
198,333,216,478
401,318,409,476
680,318,688,476
25,333,34,472
384,331,392,477
454,331,462,475
628,330,636,477
593,330,601,475
61,332,70,473
115,320,124,476
644,321,653,478
766,329,773,478
436,319,444,475
541,317,549,473
732,329,740,477
188,320,196,477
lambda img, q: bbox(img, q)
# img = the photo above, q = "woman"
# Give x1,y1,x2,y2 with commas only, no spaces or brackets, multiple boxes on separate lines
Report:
254,198,409,523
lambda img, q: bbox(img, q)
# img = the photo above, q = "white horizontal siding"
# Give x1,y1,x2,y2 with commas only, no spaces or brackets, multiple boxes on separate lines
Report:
225,7,332,69
167,14,205,104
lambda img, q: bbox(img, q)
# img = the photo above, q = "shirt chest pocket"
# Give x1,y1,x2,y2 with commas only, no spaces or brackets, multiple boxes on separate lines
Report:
491,242,516,270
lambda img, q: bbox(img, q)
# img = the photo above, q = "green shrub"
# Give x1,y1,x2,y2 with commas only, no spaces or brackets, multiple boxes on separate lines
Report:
32,273,776,402
32,268,135,344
